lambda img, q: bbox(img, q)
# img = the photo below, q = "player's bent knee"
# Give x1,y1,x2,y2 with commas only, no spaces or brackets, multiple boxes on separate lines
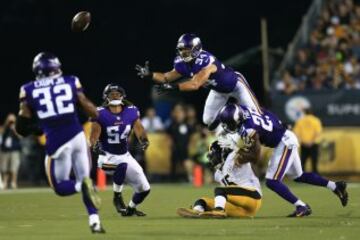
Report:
202,113,215,126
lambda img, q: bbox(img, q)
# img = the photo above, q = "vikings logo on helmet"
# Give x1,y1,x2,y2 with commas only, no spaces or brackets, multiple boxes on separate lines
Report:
32,52,62,79
219,104,245,133
102,83,126,106
176,33,202,62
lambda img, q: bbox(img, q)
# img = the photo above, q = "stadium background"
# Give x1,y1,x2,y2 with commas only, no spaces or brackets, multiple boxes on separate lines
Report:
0,1,360,239
1,0,360,185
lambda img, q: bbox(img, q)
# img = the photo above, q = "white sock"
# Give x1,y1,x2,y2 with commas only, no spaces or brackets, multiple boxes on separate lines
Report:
75,182,82,192
193,205,205,212
129,200,137,208
89,214,100,226
113,183,123,193
327,181,336,191
294,200,306,207
214,196,226,209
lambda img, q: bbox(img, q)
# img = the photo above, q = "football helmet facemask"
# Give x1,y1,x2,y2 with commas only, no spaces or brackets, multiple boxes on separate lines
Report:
103,83,126,106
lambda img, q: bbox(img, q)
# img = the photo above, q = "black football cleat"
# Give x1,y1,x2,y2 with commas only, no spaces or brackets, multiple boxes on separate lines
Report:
287,204,312,217
333,181,348,207
123,206,146,217
90,223,106,234
113,194,127,215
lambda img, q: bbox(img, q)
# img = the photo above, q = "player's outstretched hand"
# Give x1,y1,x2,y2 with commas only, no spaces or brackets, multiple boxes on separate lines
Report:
135,61,152,79
154,83,179,95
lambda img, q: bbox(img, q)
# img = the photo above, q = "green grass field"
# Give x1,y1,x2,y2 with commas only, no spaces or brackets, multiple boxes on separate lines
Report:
0,183,359,240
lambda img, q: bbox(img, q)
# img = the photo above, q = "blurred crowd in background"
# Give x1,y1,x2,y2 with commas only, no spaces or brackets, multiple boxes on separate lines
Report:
0,104,216,190
277,0,360,94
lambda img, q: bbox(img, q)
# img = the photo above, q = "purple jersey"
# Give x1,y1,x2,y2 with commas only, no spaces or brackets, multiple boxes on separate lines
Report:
19,75,84,155
93,106,139,155
239,105,286,148
174,50,239,93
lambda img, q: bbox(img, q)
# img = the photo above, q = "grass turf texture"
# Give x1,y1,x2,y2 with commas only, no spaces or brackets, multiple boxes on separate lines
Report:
0,183,359,240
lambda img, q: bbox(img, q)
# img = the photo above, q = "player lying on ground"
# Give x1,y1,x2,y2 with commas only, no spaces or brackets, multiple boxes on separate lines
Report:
16,52,105,233
218,103,349,217
90,83,150,216
177,140,262,218
135,33,261,130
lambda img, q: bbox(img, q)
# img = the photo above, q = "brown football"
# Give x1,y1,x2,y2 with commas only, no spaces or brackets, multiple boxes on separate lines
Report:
71,11,91,32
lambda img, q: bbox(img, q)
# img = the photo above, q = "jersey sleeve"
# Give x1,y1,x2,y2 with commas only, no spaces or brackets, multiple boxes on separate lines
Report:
69,75,83,93
173,56,187,76
193,52,215,72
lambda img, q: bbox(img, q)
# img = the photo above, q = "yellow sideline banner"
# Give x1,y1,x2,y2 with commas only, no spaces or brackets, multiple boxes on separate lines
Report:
145,133,171,174
316,127,360,174
259,128,360,174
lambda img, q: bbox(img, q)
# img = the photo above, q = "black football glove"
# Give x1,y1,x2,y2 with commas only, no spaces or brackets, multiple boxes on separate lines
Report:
136,139,149,151
135,61,153,79
91,141,105,156
154,82,179,95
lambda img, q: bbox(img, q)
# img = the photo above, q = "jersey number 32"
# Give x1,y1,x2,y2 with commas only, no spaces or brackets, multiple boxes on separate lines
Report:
32,84,74,119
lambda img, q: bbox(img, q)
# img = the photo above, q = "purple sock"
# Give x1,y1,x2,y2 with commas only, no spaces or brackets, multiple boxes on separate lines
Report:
266,179,298,204
132,189,150,205
82,192,98,215
113,163,127,185
294,172,329,187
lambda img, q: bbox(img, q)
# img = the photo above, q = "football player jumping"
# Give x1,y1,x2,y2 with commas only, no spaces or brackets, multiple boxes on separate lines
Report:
177,140,262,218
217,103,349,217
90,83,151,217
135,33,261,130
16,52,105,233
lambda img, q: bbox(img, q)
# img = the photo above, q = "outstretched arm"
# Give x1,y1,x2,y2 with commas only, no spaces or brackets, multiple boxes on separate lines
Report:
136,61,182,83
178,64,217,91
153,69,182,83
133,119,149,150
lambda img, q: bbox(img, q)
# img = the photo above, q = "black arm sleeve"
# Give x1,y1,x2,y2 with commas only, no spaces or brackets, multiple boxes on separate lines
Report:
15,116,43,136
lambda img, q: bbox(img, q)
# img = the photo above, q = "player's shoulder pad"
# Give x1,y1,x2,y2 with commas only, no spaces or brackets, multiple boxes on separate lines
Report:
125,105,140,118
19,81,33,100
65,75,82,89
194,50,215,68
174,56,183,64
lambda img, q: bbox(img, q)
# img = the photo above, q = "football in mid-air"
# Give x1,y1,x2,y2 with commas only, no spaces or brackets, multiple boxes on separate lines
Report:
71,11,91,32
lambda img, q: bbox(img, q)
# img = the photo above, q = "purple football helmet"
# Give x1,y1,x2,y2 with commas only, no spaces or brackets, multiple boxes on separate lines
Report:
32,52,62,78
218,104,244,133
176,33,202,62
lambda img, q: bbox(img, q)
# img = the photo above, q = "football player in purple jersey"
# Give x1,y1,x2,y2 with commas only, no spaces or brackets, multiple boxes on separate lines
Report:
135,33,261,130
16,52,105,233
90,83,151,217
217,103,348,217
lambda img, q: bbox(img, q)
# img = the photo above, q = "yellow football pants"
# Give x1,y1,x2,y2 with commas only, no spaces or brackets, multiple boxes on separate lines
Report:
201,188,262,217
